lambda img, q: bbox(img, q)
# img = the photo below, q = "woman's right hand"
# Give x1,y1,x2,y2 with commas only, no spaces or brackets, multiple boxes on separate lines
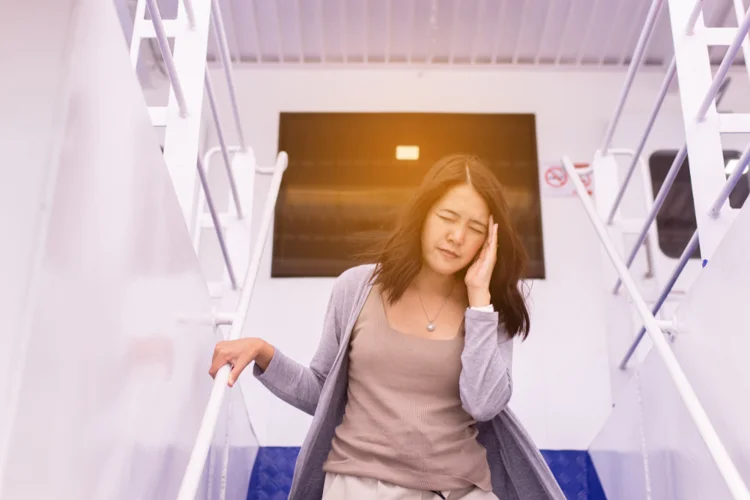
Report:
209,337,275,387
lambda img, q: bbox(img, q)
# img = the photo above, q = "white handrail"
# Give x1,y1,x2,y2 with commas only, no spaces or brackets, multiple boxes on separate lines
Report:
602,148,658,279
176,152,289,500
685,0,703,35
181,0,196,29
620,229,699,369
600,0,665,155
145,0,189,117
696,6,750,120
210,0,247,151
605,57,676,225
195,154,238,290
710,140,750,216
204,71,243,218
612,145,687,294
561,156,750,500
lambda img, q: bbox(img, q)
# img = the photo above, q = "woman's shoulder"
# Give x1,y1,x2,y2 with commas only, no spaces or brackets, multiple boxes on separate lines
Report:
326,263,377,310
333,263,377,293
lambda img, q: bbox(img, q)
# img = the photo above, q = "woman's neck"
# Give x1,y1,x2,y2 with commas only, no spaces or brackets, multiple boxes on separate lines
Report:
413,266,459,298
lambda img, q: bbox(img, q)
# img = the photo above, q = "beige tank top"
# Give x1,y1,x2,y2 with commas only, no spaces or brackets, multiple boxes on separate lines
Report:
322,285,492,492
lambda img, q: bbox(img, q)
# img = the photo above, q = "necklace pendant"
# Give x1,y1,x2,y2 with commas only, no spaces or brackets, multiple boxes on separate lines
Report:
426,322,436,332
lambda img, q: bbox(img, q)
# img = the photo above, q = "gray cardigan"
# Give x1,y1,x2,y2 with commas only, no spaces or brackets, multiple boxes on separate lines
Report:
253,264,566,500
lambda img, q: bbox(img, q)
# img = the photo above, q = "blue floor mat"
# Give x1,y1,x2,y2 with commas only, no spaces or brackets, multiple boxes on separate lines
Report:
247,447,606,499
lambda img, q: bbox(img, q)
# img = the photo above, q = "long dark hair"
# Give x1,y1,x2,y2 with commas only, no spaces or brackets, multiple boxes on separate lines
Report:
369,153,531,339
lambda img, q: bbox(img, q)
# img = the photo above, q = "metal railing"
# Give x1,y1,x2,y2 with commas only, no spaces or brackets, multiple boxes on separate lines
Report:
131,2,290,499
568,2,750,497
176,152,288,500
144,0,189,117
138,0,252,292
600,0,665,156
598,0,750,360
561,157,750,500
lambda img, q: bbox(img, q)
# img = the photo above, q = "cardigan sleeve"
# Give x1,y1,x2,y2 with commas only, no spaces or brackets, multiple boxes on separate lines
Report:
251,274,346,416
458,308,514,422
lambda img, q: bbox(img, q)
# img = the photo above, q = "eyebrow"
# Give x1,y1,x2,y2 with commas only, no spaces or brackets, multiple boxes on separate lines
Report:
438,208,487,228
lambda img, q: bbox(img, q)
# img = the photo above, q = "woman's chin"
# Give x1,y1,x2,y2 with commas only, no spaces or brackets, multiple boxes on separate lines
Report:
425,257,464,277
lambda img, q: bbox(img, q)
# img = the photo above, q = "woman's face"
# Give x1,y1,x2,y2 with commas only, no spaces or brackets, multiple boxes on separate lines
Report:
421,183,491,276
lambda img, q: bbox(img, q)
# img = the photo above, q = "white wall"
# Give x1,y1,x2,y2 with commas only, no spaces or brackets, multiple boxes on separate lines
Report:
202,67,747,451
0,1,254,497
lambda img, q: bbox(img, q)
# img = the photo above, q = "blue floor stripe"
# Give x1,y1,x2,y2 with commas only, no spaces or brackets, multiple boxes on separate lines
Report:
247,447,606,499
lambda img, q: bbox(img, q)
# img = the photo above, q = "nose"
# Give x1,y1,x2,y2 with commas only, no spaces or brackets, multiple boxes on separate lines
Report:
447,225,466,245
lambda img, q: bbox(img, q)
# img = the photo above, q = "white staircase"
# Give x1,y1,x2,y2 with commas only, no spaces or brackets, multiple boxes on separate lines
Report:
565,1,750,498
126,0,290,499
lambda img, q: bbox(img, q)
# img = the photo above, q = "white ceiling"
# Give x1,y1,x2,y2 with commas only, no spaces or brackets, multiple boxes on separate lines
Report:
121,0,748,69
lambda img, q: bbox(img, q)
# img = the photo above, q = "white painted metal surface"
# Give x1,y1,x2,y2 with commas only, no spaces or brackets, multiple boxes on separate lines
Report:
130,0,212,228
597,0,750,352
193,147,257,298
620,230,699,369
588,370,650,500
637,349,736,500
665,0,742,261
145,0,189,117
562,156,750,499
669,194,750,495
0,1,256,497
177,152,288,500
0,0,79,483
591,350,739,500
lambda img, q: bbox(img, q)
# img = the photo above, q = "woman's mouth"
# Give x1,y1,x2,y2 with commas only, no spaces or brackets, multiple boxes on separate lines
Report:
438,248,459,259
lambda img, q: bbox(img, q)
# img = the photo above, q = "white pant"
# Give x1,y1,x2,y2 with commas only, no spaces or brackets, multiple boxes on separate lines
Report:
322,473,499,500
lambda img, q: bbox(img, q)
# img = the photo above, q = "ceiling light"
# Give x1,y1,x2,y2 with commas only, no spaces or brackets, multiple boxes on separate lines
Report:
396,145,419,161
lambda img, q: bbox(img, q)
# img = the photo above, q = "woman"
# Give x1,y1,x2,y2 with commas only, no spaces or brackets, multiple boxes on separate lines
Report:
209,154,565,500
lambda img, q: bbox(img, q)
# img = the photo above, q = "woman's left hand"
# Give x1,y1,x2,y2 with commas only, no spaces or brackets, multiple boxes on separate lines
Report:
465,215,498,307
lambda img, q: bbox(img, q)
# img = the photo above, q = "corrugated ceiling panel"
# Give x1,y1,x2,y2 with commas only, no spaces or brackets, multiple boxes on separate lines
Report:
470,0,499,64
512,0,553,64
366,0,389,62
554,0,597,65
320,0,342,62
493,1,523,64
136,0,750,67
276,0,302,62
534,0,572,65
388,0,414,63
228,0,260,62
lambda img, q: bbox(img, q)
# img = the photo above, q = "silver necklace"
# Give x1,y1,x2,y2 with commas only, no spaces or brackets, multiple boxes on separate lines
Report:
416,283,454,332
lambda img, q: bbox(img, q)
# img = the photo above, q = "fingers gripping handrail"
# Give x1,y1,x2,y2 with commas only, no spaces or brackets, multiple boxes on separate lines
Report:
561,156,750,500
176,152,289,500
